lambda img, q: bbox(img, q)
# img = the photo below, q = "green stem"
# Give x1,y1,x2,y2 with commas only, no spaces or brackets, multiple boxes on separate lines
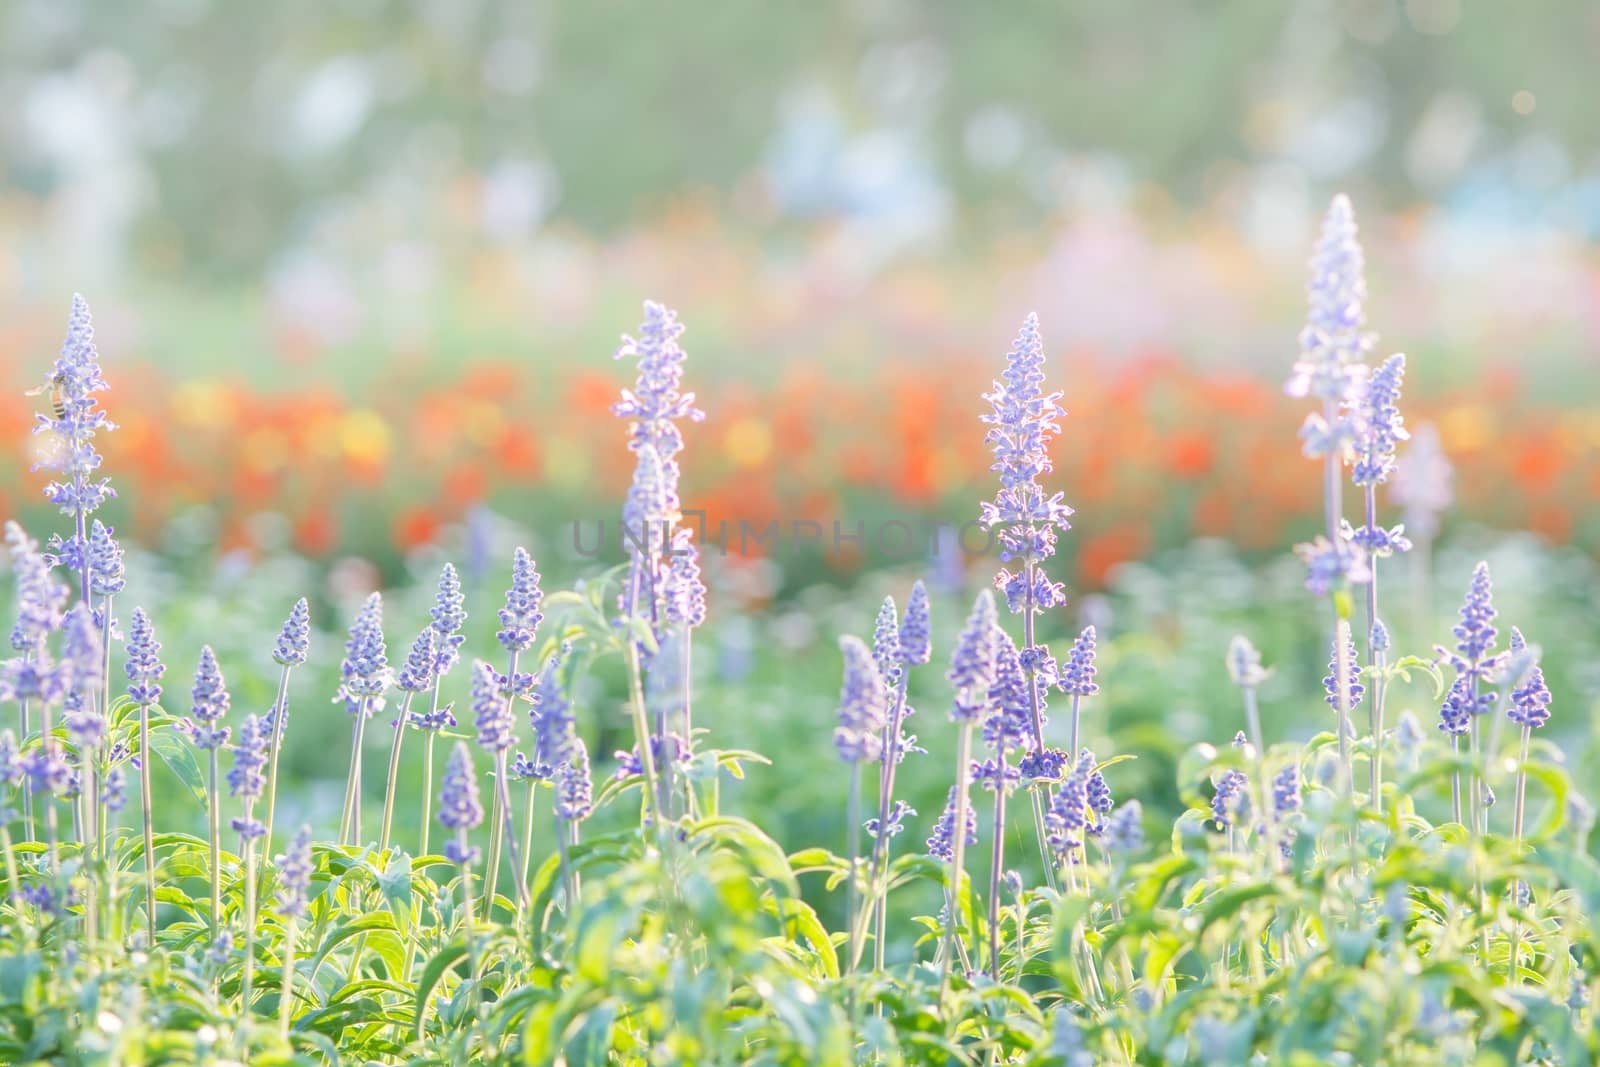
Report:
260,664,293,879
419,730,438,858
379,693,415,854
139,701,157,945
340,706,369,846
624,641,664,830
207,746,222,940
863,669,911,973
242,832,257,1012
845,769,862,976
1509,725,1532,983
278,917,299,1040
986,767,1008,978
939,723,975,995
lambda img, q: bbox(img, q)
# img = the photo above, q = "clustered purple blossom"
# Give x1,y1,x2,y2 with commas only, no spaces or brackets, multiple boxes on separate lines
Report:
184,645,231,750
980,313,1074,616
471,659,516,753
898,581,932,666
1507,629,1552,730
430,563,467,677
275,824,315,919
228,714,269,838
555,737,593,823
865,799,915,839
532,649,577,774
1437,562,1504,722
125,607,165,706
61,603,106,748
872,597,903,697
1104,800,1144,854
834,635,886,764
37,296,117,586
1322,636,1365,712
7,521,66,653
947,591,998,723
87,519,125,599
439,741,484,865
982,629,1031,756
1286,196,1373,454
338,593,391,709
1018,747,1069,782
273,598,311,668
396,626,438,694
498,547,544,655
663,527,707,629
1211,769,1249,830
1058,626,1098,698
101,764,126,812
1046,752,1094,865
1273,763,1302,857
926,785,977,861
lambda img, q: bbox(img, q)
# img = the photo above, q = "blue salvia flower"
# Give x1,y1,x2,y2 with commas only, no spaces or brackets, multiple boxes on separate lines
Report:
834,635,886,764
532,650,576,773
275,824,315,919
338,592,390,708
926,785,978,861
1058,625,1099,697
1046,753,1093,864
1226,635,1269,689
864,799,915,839
983,628,1031,754
429,563,467,676
871,597,902,696
395,626,438,694
273,598,311,668
1351,353,1409,486
1438,676,1471,737
613,300,704,480
410,699,457,732
228,714,269,837
185,645,231,750
1371,619,1391,654
619,442,677,622
60,603,106,749
509,752,541,782
6,521,67,651
1211,769,1249,830
947,590,999,722
897,580,932,666
663,528,707,628
1286,195,1373,453
1438,561,1504,717
37,296,117,571
439,742,484,865
555,737,593,822
1322,635,1364,712
101,763,127,812
1018,747,1069,782
87,520,126,598
1105,799,1144,854
1273,763,1302,858
1086,766,1113,818
498,547,545,654
470,660,516,753
980,314,1073,615
1295,535,1371,596
1507,629,1552,730
125,607,165,706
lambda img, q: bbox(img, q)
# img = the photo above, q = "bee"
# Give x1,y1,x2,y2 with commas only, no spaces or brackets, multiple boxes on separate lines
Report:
25,372,68,422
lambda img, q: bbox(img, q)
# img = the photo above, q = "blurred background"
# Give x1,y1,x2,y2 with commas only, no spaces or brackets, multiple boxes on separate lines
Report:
1,2,1597,898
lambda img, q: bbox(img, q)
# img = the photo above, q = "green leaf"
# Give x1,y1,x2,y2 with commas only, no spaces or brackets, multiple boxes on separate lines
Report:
412,943,469,1039
148,724,208,807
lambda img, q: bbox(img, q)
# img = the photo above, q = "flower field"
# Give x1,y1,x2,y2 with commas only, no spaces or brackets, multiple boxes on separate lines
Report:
1,196,1599,1067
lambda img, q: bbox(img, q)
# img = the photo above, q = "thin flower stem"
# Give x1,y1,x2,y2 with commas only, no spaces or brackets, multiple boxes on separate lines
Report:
418,686,442,858
458,852,482,1029
379,692,415,854
260,664,293,878
625,640,664,831
556,816,576,909
482,651,521,912
939,723,974,995
491,750,530,913
1449,735,1462,825
845,769,862,976
1020,559,1059,894
1509,725,1532,982
340,704,369,846
241,833,257,1013
986,769,1008,978
679,628,693,817
17,684,33,842
278,917,299,1040
139,701,157,944
207,746,221,940
1363,485,1386,813
863,669,910,973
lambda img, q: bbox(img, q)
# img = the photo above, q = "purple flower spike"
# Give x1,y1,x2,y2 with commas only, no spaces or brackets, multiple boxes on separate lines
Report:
926,785,978,861
555,737,593,822
1211,769,1249,830
1351,353,1409,488
947,590,999,722
613,300,705,473
1507,629,1552,730
663,528,707,629
338,593,390,705
497,547,544,654
275,824,314,919
1286,195,1373,456
440,742,484,865
396,626,438,694
1438,562,1504,718
871,597,902,695
1058,626,1099,698
273,598,311,668
87,520,126,598
983,628,1030,754
6,521,67,652
430,563,467,677
531,649,576,774
185,645,232,750
834,635,886,764
228,714,269,838
470,659,516,753
898,580,932,666
1322,636,1364,712
37,296,117,553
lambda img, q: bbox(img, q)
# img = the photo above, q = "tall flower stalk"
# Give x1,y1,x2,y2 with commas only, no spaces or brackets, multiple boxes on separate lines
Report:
939,590,998,990
337,593,390,846
833,634,886,977
274,824,313,1039
1349,352,1410,811
381,626,436,853
228,714,269,1010
1287,196,1375,800
1506,627,1551,982
124,607,165,942
418,564,466,858
483,548,541,912
439,742,485,1023
3,522,67,865
261,598,309,874
183,646,231,938
979,314,1073,888
978,628,1029,976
